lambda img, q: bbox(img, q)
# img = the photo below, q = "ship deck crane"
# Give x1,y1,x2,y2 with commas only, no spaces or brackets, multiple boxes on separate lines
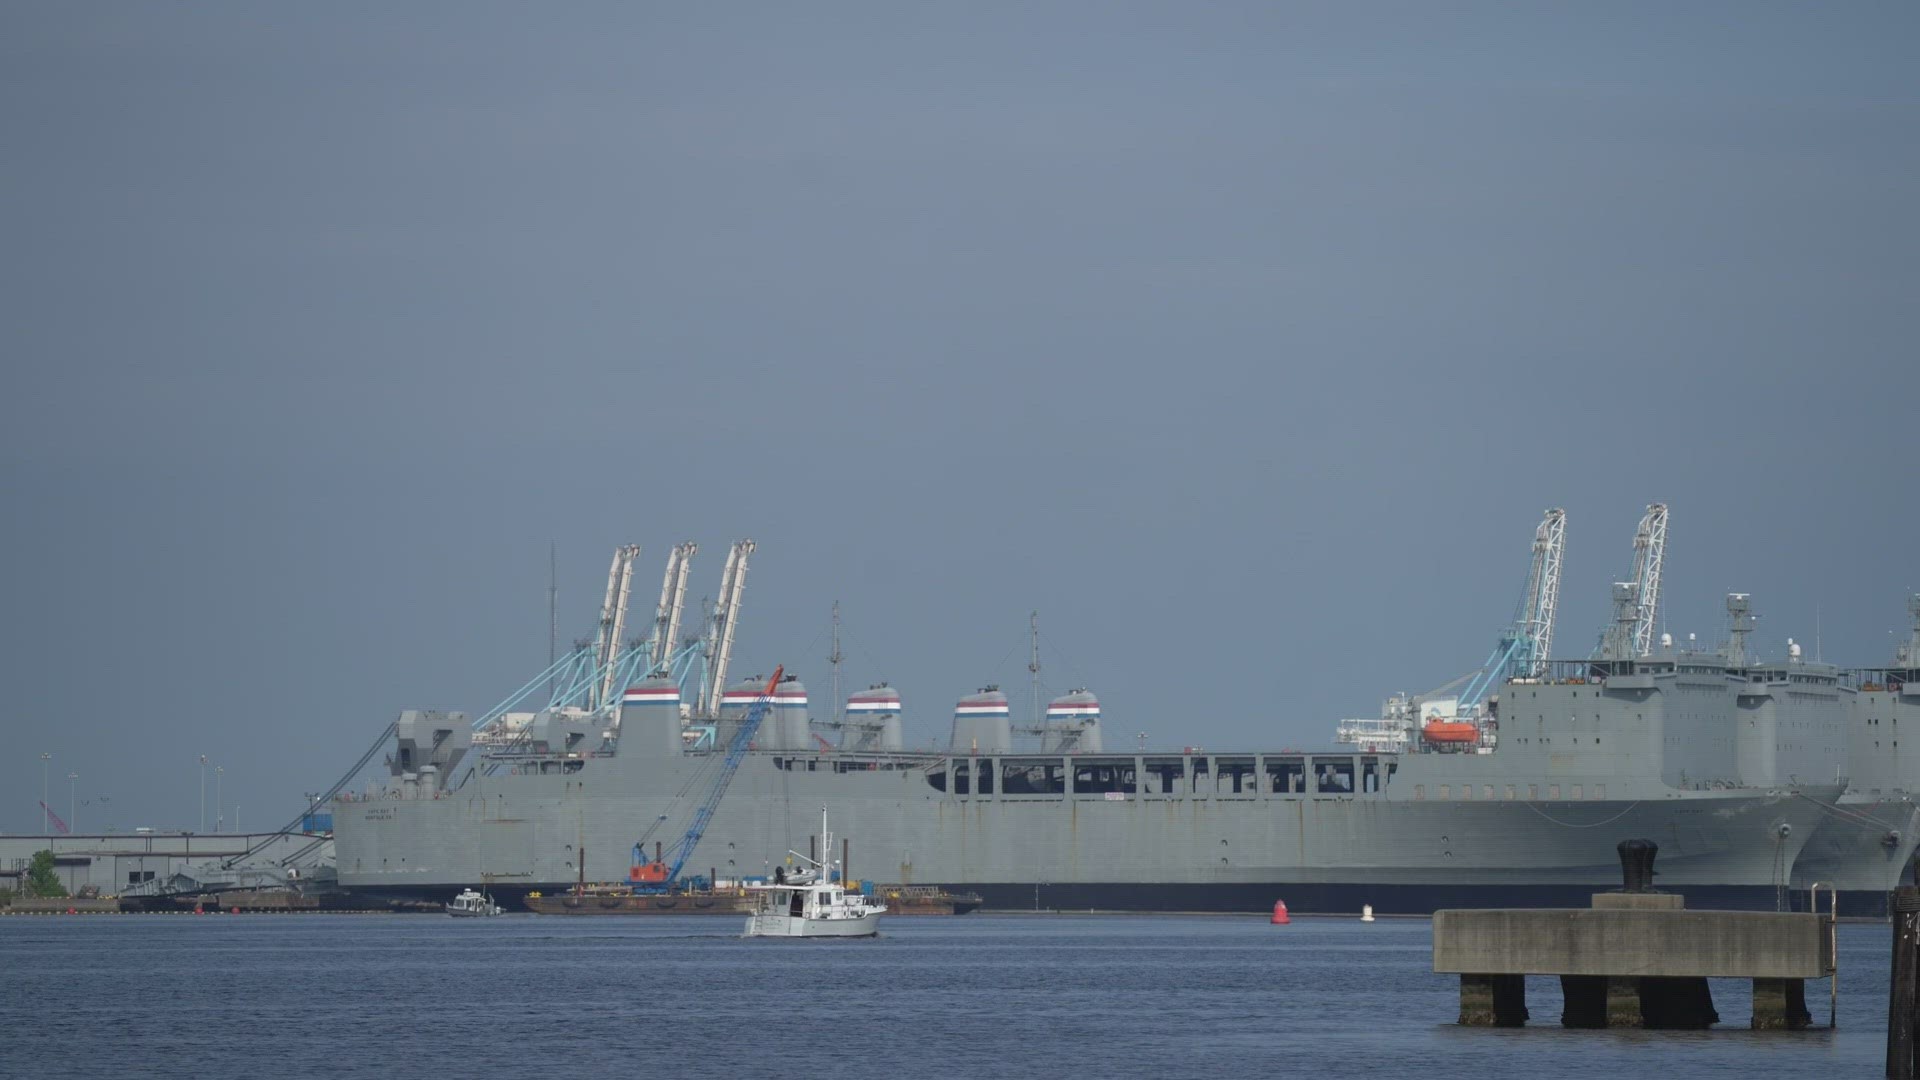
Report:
1628,503,1669,657
702,539,755,715
1457,508,1566,714
650,542,698,672
1597,503,1670,662
629,666,782,890
591,545,641,710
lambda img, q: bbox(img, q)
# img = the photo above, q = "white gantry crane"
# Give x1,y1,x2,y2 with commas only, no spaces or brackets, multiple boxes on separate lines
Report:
1520,508,1567,675
1627,503,1669,657
593,544,642,709
702,539,756,716
1458,507,1566,711
650,542,698,672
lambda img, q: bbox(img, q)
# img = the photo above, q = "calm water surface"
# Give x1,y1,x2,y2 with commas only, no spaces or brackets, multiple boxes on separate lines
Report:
0,914,1894,1078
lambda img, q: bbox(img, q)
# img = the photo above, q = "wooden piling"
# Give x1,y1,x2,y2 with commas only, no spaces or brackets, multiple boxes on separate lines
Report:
1890,886,1920,1078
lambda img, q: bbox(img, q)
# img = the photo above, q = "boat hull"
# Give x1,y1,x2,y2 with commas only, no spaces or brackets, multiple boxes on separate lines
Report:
743,911,881,937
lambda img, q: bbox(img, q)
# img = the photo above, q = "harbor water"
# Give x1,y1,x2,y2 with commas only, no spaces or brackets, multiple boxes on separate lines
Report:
0,914,1895,1077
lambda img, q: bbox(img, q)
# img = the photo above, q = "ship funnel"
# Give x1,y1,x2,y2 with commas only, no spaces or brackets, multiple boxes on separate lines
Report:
845,685,904,752
620,676,683,756
1042,689,1104,753
951,686,1011,754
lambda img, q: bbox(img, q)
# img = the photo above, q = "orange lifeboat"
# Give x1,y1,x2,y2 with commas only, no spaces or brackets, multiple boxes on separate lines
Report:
1421,721,1481,745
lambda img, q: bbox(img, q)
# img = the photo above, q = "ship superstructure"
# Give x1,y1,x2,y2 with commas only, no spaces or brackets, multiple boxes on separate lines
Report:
331,514,1868,915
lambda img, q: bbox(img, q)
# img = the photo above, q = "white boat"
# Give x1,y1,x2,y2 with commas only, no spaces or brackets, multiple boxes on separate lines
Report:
743,809,886,938
445,887,503,917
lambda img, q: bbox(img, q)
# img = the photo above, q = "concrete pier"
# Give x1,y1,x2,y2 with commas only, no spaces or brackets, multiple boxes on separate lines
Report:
1434,839,1831,1030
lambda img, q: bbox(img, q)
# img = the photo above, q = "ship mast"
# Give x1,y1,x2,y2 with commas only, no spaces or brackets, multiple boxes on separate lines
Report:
1898,593,1920,668
1029,611,1042,728
829,602,844,725
1724,593,1755,668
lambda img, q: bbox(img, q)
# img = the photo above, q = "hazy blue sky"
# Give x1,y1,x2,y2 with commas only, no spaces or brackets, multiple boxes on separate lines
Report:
3,3,1914,833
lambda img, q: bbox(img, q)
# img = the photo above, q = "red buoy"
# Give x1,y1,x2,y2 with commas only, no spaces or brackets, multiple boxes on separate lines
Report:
1270,899,1290,925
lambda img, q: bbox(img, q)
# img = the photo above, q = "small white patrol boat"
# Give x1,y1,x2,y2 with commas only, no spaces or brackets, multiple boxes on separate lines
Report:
445,887,503,918
743,809,885,938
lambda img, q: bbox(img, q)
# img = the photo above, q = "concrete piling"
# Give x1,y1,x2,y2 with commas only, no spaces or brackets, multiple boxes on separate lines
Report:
1437,839,1829,1032
1752,977,1811,1031
1459,973,1528,1027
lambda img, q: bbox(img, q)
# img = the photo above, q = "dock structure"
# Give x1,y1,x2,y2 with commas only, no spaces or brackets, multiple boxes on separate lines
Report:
1434,839,1833,1030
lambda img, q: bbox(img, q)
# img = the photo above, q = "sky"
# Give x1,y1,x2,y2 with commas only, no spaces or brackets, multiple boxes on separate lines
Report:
2,3,1914,834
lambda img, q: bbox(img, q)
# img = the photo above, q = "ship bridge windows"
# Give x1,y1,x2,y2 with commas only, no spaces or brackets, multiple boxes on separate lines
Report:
1266,758,1307,795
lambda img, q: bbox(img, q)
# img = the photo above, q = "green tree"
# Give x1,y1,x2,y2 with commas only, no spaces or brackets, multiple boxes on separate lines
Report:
26,850,67,898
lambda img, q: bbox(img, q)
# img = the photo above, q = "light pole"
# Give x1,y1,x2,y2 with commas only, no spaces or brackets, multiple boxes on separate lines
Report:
215,765,224,833
199,755,208,833
40,753,51,834
67,772,78,835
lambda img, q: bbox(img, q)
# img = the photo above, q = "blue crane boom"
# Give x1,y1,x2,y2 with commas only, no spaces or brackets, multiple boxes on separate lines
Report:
629,665,782,890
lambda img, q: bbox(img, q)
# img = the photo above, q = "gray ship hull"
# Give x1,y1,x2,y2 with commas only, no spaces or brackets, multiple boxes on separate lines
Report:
334,748,1828,914
1792,796,1920,898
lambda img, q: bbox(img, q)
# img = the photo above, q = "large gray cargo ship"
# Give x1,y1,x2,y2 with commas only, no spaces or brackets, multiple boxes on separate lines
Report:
330,528,1880,915
1792,595,1920,897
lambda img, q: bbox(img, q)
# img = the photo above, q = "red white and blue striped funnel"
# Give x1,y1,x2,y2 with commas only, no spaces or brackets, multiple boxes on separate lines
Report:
770,678,808,710
720,678,769,711
847,685,901,717
621,679,681,708
954,688,1010,719
1046,689,1100,722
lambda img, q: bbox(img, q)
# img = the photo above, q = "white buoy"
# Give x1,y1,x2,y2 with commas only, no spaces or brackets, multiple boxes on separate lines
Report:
1361,903,1375,922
